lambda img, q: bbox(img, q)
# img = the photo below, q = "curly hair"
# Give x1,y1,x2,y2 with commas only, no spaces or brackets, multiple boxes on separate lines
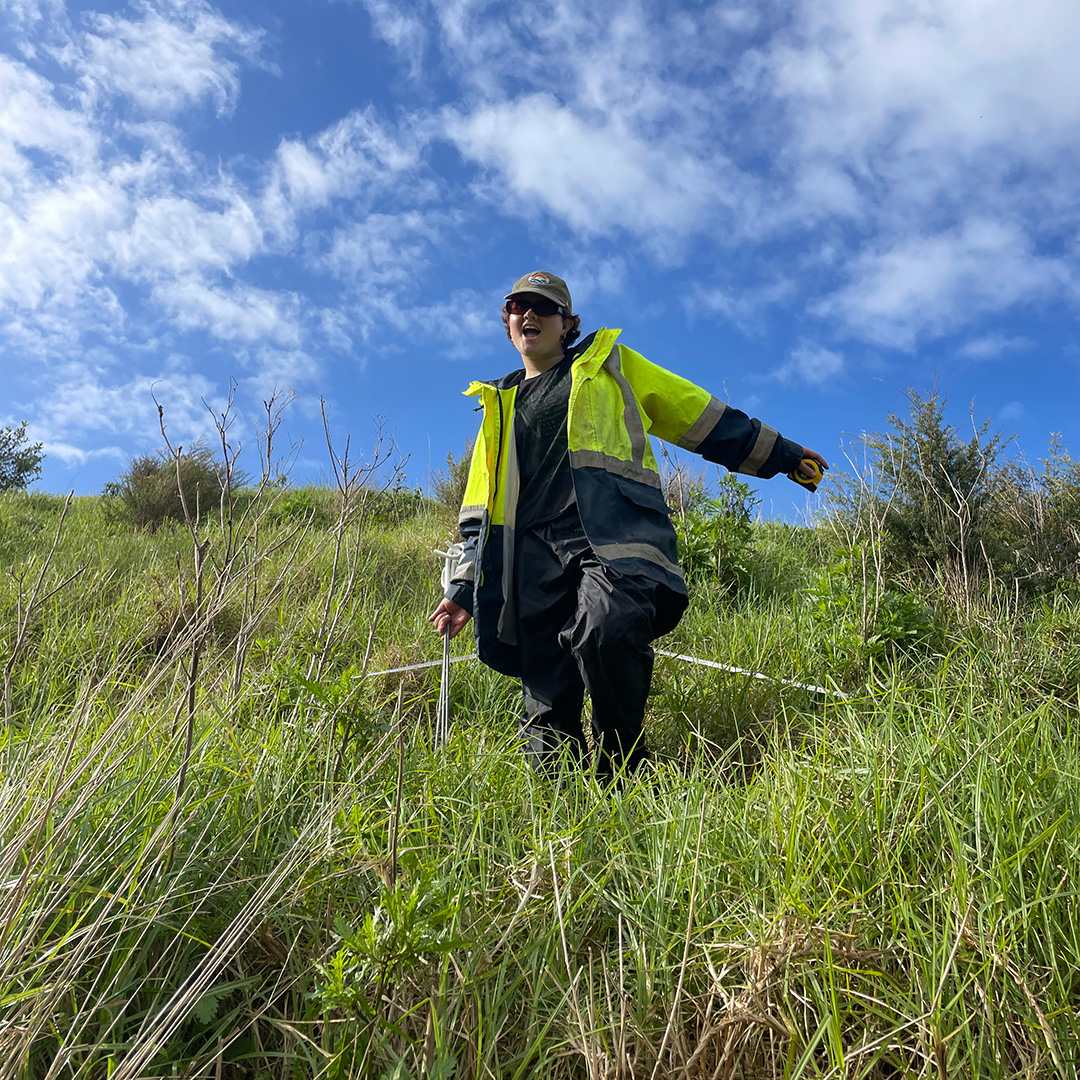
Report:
501,305,582,349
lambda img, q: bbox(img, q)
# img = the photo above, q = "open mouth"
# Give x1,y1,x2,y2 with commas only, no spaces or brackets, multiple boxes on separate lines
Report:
522,326,541,339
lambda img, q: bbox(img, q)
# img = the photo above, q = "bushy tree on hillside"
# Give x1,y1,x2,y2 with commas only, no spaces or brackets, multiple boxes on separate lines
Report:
998,437,1080,592
0,422,44,493
830,389,1080,601
104,444,241,531
876,391,1010,591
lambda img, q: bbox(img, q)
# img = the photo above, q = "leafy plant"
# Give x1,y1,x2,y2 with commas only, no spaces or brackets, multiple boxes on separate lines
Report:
807,545,941,677
314,878,466,1077
268,485,336,527
0,421,44,493
672,471,759,591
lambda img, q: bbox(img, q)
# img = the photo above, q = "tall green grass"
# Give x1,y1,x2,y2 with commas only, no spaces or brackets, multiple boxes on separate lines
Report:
1,490,1077,1077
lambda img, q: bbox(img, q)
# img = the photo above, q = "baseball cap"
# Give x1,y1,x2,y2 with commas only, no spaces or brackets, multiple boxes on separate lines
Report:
505,271,572,312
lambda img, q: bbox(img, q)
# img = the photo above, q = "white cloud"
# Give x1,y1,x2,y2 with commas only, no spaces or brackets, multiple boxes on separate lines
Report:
446,94,730,240
109,192,263,279
956,334,1032,361
419,288,500,359
0,55,97,166
0,171,128,310
360,0,427,78
73,0,267,117
772,341,845,385
260,108,432,261
321,211,437,286
27,358,222,448
552,256,629,310
397,0,1080,344
0,12,287,356
815,219,1070,348
768,0,1080,165
241,346,320,401
688,278,798,336
754,0,1080,341
269,109,423,212
37,440,124,466
153,279,303,346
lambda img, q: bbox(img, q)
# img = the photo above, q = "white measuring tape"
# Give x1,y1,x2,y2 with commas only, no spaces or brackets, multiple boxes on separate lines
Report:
359,647,845,699
353,546,848,745
655,650,845,699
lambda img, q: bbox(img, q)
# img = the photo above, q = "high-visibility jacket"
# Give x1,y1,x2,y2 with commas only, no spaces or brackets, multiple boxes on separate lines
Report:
446,328,804,676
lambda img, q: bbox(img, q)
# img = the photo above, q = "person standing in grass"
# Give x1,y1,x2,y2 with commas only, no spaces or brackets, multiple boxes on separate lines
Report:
430,271,828,778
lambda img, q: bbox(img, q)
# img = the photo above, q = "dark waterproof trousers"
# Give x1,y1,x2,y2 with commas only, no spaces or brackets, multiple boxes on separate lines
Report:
515,520,660,777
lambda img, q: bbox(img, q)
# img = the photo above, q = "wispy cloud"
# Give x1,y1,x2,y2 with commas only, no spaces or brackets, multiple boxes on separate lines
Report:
24,357,225,459
153,279,303,346
813,220,1070,349
0,4,441,392
71,0,269,116
360,0,427,80
445,94,739,243
957,334,1032,361
771,341,845,386
396,0,1080,346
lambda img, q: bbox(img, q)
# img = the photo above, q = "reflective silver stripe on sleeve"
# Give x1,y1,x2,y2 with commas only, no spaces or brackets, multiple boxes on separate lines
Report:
602,344,649,469
591,541,686,580
739,424,779,477
678,396,728,452
568,448,662,489
496,409,519,644
454,505,484,582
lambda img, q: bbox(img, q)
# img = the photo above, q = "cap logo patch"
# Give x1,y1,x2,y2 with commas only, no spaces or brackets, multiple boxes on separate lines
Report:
527,272,550,285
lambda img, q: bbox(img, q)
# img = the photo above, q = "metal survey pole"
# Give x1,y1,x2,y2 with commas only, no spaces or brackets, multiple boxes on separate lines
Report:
433,543,464,746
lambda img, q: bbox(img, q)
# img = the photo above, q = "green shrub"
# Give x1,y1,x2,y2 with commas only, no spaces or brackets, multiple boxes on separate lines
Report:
748,521,829,598
672,472,759,591
829,389,1010,597
828,388,1080,602
103,444,240,531
267,486,336,528
807,545,942,678
431,441,473,519
364,483,429,526
0,421,43,492
996,437,1080,593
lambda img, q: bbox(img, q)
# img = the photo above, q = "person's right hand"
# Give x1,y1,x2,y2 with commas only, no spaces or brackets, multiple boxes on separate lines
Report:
428,598,471,639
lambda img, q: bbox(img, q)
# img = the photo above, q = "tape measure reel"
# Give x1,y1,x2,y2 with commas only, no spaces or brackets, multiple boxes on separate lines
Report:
788,458,823,492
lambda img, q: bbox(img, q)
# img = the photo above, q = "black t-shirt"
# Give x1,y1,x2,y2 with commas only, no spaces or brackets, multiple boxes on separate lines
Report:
513,354,578,532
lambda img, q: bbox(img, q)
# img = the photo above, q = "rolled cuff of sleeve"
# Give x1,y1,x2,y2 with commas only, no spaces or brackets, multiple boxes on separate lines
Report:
747,434,806,480
445,579,474,616
777,437,805,476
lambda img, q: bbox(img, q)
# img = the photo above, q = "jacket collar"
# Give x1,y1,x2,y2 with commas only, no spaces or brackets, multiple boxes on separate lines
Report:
463,328,622,397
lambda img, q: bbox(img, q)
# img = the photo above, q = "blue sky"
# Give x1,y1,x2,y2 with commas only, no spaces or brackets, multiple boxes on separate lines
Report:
2,0,1079,517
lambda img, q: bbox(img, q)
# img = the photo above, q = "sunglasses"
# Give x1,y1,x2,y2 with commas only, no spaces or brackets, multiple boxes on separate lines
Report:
505,296,564,318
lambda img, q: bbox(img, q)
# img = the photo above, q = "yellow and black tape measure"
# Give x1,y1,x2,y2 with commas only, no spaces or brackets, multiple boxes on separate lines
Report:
788,458,823,493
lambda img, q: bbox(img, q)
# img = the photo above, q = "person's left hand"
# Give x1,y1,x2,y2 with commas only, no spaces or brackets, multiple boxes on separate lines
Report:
428,598,471,639
799,448,829,477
